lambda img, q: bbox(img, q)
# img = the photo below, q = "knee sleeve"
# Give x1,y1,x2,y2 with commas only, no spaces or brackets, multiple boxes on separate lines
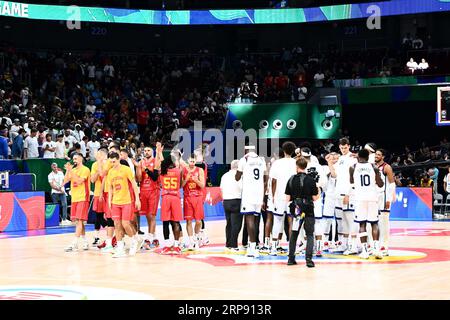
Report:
106,218,114,227
271,215,284,238
163,221,170,240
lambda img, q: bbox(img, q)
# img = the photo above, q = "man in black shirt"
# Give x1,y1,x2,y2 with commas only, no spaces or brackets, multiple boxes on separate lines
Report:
285,157,319,268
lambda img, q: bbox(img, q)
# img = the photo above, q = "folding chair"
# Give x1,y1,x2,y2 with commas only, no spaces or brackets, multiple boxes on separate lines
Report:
444,194,450,216
433,193,444,216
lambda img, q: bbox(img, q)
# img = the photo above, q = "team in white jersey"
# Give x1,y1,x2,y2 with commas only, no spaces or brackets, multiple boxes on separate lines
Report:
374,149,396,256
301,147,327,256
235,146,268,258
332,138,358,254
350,149,384,259
322,152,339,250
267,142,297,256
229,139,393,262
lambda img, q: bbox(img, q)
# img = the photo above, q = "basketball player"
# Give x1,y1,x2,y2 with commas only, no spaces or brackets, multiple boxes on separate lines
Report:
182,154,205,250
375,149,396,256
235,145,267,258
333,138,358,254
106,152,142,258
302,147,327,257
158,156,184,255
268,142,297,256
64,153,91,252
97,145,117,252
136,143,163,249
350,149,384,259
194,144,210,246
90,148,109,245
365,143,377,164
322,152,339,251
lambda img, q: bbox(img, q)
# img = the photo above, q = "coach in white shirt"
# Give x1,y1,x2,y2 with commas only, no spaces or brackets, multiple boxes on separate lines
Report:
220,160,243,250
48,163,69,225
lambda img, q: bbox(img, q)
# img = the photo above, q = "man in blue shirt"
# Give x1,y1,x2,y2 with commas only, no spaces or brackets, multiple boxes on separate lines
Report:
11,128,25,159
0,129,9,159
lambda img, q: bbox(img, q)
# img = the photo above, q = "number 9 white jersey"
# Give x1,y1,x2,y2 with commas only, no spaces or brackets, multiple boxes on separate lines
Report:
238,152,267,206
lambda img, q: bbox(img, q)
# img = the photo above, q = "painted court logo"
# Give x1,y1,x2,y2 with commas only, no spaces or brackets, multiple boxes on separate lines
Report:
0,286,154,300
166,245,450,266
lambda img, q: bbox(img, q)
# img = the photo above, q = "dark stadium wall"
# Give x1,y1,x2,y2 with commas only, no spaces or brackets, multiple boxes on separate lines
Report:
342,101,450,150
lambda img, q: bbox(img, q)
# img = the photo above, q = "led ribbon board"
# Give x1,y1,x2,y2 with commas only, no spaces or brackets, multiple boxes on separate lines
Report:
1,0,450,25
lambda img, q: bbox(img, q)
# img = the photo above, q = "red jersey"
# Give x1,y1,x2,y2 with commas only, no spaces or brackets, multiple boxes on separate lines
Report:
160,167,181,197
183,167,203,197
139,158,159,192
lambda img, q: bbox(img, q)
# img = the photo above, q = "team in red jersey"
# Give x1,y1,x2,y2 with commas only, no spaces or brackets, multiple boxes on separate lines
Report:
157,152,185,255
136,143,164,248
182,154,205,250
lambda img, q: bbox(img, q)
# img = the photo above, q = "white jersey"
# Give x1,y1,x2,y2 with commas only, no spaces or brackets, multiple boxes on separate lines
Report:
269,157,297,201
334,152,357,196
322,165,336,196
306,161,327,191
377,162,388,195
368,153,375,164
353,162,379,201
238,152,267,205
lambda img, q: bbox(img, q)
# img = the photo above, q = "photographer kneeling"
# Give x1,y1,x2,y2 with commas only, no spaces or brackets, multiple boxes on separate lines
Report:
285,157,320,268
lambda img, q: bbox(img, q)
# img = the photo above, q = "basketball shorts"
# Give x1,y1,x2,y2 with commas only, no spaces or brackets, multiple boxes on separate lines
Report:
71,201,89,221
335,195,355,220
314,197,324,219
354,200,379,223
322,193,336,219
378,193,391,214
93,196,104,213
140,189,160,216
111,203,134,221
184,196,204,220
272,199,289,216
240,202,262,215
161,195,183,222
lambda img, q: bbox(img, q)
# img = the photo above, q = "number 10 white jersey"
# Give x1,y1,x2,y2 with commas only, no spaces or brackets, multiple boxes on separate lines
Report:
353,162,378,201
238,152,267,205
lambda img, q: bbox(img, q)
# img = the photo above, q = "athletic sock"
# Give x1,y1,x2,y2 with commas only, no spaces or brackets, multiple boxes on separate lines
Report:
94,230,99,238
264,237,270,247
174,240,180,248
106,238,112,247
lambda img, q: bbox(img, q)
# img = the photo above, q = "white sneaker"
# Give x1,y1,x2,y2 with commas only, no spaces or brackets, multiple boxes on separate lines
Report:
343,247,358,256
81,240,89,251
112,249,127,258
359,251,370,259
193,241,200,250
187,242,195,251
269,248,278,256
245,248,255,257
372,250,383,259
201,235,210,246
64,242,78,252
129,240,138,256
101,245,115,254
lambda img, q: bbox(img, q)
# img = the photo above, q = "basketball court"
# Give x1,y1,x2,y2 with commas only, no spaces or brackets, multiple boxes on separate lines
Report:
1,219,449,300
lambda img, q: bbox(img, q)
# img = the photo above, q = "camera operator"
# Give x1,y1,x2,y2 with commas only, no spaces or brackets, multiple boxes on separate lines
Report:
285,157,319,268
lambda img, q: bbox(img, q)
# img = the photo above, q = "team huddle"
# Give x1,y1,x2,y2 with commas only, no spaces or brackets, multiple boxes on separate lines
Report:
63,142,209,258
62,137,395,262
230,138,395,266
